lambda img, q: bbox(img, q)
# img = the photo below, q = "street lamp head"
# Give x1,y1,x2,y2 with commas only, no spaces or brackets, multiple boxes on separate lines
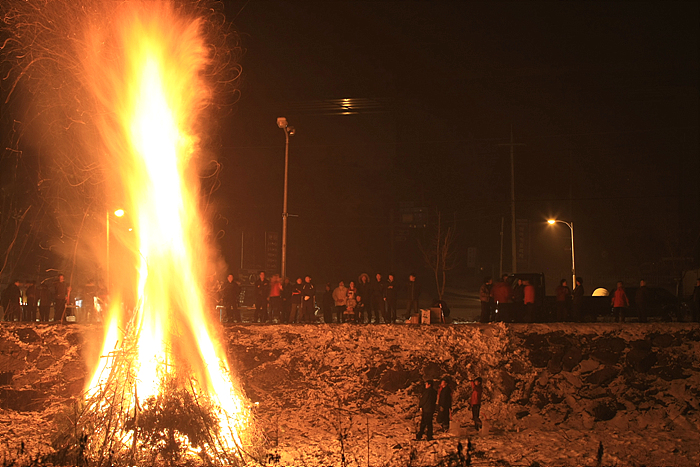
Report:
547,219,556,225
114,209,125,217
288,126,295,136
277,117,288,128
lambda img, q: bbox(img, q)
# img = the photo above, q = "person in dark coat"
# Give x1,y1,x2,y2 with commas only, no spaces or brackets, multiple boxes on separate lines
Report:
479,277,493,323
53,274,69,323
2,280,22,321
301,276,316,323
406,273,421,319
322,283,334,323
386,274,398,323
357,273,371,323
436,378,453,431
222,274,241,323
572,277,585,322
25,280,37,322
369,273,386,324
289,278,303,323
253,271,270,323
635,279,650,323
416,380,437,441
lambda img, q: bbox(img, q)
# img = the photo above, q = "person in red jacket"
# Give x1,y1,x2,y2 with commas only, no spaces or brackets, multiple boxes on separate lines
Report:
470,377,483,431
611,281,629,323
490,274,513,322
523,279,536,323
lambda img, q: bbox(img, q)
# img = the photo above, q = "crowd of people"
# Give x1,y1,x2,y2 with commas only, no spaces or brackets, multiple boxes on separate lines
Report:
0,274,71,323
220,271,423,324
479,274,700,323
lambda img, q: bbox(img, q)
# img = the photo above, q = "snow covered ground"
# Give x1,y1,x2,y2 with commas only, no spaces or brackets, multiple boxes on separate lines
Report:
0,322,698,466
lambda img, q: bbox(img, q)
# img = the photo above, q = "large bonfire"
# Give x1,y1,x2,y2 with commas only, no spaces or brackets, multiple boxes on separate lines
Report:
2,0,256,465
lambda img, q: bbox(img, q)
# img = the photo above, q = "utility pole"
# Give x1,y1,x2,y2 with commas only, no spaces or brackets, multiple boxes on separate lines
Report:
498,127,524,273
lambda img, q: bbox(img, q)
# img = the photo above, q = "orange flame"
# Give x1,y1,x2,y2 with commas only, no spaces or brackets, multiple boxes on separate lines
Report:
83,0,250,454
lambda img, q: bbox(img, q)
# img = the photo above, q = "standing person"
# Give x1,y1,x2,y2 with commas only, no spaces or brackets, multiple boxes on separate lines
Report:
436,378,453,432
53,274,69,323
221,274,240,322
253,271,270,323
692,279,700,323
386,274,398,323
281,277,293,323
38,282,52,322
555,279,571,322
332,281,348,323
469,377,483,431
523,279,536,323
512,278,525,323
490,274,513,322
322,283,334,323
369,273,386,324
572,277,585,323
301,276,315,323
406,273,421,319
345,281,357,323
289,278,303,323
479,277,493,323
222,274,241,323
2,280,22,321
357,274,371,322
355,294,367,324
612,281,629,323
269,274,283,323
25,280,37,322
635,279,650,323
416,380,437,441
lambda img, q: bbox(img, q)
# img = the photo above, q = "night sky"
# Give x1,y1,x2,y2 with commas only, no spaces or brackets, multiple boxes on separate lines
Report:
214,1,699,294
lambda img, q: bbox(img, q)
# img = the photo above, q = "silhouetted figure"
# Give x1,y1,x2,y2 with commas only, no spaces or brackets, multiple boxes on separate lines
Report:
369,273,386,324
253,271,270,323
301,276,315,323
386,274,398,323
222,274,241,323
2,280,21,321
289,278,303,323
281,276,293,323
269,274,283,322
572,277,584,322
322,283,334,323
437,378,453,431
612,281,629,323
416,380,437,441
555,279,571,322
405,273,421,319
38,283,51,322
479,277,493,323
357,273,371,323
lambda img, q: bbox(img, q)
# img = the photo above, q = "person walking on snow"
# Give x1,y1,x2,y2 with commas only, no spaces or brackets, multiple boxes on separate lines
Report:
470,377,483,431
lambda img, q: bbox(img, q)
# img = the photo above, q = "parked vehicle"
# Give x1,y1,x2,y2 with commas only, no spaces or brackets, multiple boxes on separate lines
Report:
587,286,689,322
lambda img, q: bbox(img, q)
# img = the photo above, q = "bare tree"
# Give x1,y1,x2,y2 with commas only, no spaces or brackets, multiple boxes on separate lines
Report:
418,211,458,300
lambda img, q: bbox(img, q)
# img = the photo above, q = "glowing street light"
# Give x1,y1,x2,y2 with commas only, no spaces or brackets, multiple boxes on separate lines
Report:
114,209,125,217
277,117,295,279
547,218,576,291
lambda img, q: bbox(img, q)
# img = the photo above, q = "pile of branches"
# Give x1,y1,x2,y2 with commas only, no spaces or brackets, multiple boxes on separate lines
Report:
46,317,264,466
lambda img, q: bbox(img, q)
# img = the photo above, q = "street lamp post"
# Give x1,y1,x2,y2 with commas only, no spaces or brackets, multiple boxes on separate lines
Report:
277,117,295,279
547,219,576,290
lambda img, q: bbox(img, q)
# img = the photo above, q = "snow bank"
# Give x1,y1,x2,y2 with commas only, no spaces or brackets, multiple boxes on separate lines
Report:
0,322,698,466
